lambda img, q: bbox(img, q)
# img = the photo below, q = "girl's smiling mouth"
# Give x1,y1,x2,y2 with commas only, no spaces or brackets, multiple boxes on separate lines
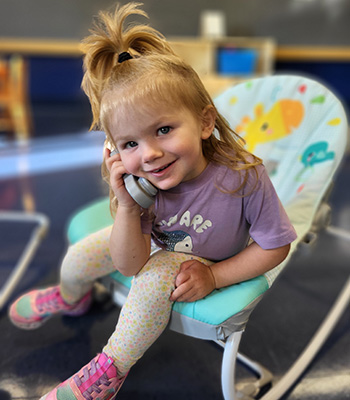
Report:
149,160,176,175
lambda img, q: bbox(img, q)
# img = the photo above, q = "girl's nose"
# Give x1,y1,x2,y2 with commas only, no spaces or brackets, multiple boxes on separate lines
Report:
142,143,163,164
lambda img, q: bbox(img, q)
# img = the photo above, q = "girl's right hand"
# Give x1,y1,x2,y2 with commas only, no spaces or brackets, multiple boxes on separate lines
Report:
104,147,139,209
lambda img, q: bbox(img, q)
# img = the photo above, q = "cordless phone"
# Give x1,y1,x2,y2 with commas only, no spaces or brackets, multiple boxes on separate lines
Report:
109,149,158,208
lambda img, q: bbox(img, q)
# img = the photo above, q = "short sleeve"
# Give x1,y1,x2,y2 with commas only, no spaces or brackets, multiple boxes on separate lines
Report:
244,165,297,249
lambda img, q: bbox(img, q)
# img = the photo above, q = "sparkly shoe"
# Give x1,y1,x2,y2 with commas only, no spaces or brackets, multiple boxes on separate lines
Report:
9,285,92,330
40,353,127,400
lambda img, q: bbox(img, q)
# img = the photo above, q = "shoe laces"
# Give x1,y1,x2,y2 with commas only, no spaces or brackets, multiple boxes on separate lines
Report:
36,287,66,314
74,356,115,400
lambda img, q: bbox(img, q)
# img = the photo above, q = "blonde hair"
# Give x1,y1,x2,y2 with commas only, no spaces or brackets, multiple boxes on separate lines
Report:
81,2,262,215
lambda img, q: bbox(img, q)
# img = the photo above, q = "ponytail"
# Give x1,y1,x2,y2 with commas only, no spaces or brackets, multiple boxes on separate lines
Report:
81,2,175,130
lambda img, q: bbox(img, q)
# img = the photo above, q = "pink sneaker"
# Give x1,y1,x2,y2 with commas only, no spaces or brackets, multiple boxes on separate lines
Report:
9,285,92,330
40,353,127,400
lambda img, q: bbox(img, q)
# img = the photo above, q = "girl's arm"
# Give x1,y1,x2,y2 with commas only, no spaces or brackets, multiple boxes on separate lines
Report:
109,206,151,276
105,148,151,276
170,242,290,302
211,241,290,288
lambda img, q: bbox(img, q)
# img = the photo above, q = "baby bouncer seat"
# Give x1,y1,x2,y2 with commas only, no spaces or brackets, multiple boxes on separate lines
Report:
66,75,350,399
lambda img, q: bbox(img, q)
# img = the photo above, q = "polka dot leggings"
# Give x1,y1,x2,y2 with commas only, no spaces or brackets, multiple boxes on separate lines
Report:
59,226,212,376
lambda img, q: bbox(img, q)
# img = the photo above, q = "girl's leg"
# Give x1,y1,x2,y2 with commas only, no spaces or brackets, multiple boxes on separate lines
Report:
103,250,213,376
39,250,213,399
9,226,116,329
59,225,115,304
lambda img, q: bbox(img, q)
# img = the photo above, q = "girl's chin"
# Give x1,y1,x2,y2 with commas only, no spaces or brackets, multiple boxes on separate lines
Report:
151,178,181,191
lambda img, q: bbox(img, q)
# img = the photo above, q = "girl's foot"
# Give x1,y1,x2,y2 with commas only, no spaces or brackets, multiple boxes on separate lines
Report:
40,353,127,400
9,285,92,329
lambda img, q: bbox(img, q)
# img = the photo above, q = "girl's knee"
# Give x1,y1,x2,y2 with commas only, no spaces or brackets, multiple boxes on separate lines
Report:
145,250,191,269
142,250,208,274
60,244,83,283
135,251,193,288
60,239,109,283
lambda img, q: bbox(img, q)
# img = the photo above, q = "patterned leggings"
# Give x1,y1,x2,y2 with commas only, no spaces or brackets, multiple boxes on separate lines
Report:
59,226,212,376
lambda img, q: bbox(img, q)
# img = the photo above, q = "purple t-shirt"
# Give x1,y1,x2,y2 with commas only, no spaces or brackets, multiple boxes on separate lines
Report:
141,162,297,261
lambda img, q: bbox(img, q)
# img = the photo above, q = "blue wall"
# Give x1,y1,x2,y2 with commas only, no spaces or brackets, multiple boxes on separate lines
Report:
275,61,350,112
29,57,85,101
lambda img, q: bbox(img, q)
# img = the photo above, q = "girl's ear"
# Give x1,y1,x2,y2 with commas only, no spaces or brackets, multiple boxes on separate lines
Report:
201,105,216,140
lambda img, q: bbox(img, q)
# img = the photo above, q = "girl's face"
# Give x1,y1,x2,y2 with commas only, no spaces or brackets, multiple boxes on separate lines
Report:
109,102,215,190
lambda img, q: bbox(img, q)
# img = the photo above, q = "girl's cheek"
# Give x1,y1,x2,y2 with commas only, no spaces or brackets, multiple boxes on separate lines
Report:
122,159,137,175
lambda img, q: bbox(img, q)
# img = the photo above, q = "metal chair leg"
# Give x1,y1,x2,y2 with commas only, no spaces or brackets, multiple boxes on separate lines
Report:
220,331,243,400
217,332,274,400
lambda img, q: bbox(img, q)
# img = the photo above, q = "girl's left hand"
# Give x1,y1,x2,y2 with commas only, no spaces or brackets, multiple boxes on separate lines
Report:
170,260,216,302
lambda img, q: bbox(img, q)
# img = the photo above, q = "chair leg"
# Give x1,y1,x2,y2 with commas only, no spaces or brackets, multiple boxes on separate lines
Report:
236,352,274,398
220,331,243,400
217,331,274,400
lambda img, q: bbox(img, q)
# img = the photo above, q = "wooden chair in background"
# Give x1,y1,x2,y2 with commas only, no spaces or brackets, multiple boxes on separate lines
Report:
0,55,32,141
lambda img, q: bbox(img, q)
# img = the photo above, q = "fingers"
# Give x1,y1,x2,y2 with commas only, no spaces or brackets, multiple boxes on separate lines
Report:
178,259,196,271
104,147,137,207
105,147,126,187
174,268,190,287
170,280,196,302
104,146,111,159
171,279,211,302
105,147,121,173
174,259,198,287
170,260,216,303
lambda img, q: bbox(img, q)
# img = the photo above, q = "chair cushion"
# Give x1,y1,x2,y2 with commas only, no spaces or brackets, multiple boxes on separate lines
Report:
66,197,113,244
108,269,268,326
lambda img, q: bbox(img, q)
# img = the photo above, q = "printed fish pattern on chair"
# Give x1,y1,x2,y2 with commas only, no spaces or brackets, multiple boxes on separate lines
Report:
215,75,347,285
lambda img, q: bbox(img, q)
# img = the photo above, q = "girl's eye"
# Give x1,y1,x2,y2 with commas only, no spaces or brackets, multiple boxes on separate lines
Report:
158,126,171,135
125,141,138,149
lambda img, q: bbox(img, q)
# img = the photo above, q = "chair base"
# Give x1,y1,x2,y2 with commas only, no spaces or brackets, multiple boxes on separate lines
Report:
217,332,274,400
213,272,350,400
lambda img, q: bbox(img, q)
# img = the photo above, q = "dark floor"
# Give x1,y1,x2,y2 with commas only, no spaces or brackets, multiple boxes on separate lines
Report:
0,115,349,399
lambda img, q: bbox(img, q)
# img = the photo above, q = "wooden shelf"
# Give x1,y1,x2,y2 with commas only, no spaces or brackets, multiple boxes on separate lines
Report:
168,37,275,96
0,36,276,68
169,36,276,75
0,38,83,57
276,46,350,62
2,37,350,62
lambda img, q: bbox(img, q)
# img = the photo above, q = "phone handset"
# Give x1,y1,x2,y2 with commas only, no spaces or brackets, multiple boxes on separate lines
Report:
110,149,158,208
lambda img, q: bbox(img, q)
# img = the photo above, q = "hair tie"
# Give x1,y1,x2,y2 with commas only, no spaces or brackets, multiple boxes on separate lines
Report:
118,51,133,63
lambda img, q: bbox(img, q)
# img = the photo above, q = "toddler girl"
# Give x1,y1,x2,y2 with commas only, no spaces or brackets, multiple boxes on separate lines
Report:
9,3,297,399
